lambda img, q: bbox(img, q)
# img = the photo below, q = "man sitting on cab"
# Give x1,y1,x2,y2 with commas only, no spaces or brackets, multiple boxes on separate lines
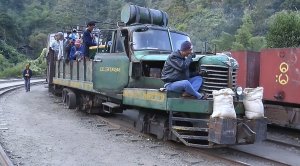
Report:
161,41,208,99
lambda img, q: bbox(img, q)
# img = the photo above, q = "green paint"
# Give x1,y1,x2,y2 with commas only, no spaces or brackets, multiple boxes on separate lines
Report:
123,88,167,110
167,98,213,113
128,77,164,89
200,54,239,69
93,53,129,92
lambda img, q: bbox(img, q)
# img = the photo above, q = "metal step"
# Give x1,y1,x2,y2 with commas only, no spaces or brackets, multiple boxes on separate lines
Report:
102,102,119,108
169,111,213,148
171,129,210,148
172,126,208,132
180,135,207,140
172,117,208,123
102,102,122,113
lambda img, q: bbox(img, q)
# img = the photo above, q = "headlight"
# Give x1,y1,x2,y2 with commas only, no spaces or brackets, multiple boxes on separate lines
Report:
236,86,243,95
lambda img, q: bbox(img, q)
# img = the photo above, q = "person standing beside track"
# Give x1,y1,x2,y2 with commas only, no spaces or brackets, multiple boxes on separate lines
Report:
23,64,32,92
161,41,208,100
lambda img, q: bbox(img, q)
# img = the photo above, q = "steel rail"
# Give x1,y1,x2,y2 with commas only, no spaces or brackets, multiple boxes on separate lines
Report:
94,115,251,166
94,113,294,165
267,136,300,150
229,147,290,166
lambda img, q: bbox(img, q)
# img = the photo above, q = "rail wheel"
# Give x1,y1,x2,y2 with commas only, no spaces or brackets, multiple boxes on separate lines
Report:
66,90,76,109
76,94,96,113
62,88,67,104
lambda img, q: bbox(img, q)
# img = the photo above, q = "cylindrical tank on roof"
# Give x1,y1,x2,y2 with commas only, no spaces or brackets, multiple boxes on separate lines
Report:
121,4,168,26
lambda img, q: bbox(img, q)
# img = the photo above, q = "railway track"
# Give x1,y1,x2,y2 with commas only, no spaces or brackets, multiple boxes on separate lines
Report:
94,110,289,165
94,113,250,166
1,81,298,165
266,136,300,150
0,79,45,166
267,126,300,150
228,147,290,166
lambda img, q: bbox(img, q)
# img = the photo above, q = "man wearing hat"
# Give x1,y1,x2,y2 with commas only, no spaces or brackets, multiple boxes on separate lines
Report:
82,21,97,59
161,41,207,99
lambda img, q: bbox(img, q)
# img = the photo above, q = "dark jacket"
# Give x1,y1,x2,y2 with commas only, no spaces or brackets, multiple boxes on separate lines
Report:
70,45,84,60
23,69,32,79
82,29,96,57
161,50,193,83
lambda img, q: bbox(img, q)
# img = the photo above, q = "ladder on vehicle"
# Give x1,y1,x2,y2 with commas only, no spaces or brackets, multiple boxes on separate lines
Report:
169,110,215,148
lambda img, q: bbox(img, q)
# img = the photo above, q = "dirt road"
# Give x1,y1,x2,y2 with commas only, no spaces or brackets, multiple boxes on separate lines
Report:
0,85,226,166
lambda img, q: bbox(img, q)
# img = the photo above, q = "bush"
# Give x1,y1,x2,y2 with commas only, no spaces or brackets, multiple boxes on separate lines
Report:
0,40,26,64
249,36,266,51
0,63,24,78
266,11,300,48
0,48,47,78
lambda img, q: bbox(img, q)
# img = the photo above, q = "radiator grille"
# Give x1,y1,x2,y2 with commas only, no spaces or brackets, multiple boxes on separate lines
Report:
201,65,237,99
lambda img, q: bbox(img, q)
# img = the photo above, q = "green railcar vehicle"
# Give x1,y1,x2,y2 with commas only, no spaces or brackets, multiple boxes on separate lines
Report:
47,4,267,148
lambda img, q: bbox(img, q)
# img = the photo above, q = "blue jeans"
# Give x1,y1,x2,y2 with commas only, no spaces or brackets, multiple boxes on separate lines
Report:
24,78,30,92
165,76,203,99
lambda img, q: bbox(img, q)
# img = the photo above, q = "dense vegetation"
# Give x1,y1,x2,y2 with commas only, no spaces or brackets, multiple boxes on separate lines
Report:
1,0,300,78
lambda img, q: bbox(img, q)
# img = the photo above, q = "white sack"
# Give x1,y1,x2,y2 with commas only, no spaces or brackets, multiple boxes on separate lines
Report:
211,88,236,118
243,87,264,119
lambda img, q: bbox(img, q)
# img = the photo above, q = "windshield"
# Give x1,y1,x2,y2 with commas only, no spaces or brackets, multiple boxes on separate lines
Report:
133,29,171,51
132,28,191,52
170,32,191,51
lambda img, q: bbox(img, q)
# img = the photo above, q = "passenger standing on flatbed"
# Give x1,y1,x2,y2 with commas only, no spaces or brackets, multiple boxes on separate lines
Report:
82,21,97,60
56,32,64,60
50,34,59,59
161,41,208,100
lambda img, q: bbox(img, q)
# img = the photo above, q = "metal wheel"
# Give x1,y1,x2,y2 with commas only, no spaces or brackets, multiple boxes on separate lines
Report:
47,49,55,92
62,89,67,103
66,91,76,109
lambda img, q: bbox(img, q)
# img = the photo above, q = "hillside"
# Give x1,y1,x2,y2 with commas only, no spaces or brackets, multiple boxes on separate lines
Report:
0,0,300,77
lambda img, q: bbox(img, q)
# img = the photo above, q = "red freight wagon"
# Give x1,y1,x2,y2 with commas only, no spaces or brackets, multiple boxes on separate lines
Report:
231,51,260,88
260,48,300,128
232,49,300,129
260,48,300,105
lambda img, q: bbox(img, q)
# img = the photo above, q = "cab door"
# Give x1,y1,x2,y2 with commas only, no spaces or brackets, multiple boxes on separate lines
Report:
93,30,129,92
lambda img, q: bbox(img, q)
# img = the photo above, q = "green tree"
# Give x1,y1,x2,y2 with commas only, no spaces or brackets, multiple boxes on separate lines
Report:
186,7,226,50
232,11,254,50
0,54,12,72
280,0,300,10
0,40,26,64
29,33,48,59
266,11,300,48
21,1,53,36
0,13,20,45
251,0,275,35
232,42,245,51
166,0,188,26
213,32,235,51
249,36,266,51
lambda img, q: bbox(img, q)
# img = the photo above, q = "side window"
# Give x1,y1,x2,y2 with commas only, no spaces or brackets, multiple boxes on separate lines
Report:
121,30,129,56
99,30,114,53
115,38,124,53
114,30,124,53
97,30,126,54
